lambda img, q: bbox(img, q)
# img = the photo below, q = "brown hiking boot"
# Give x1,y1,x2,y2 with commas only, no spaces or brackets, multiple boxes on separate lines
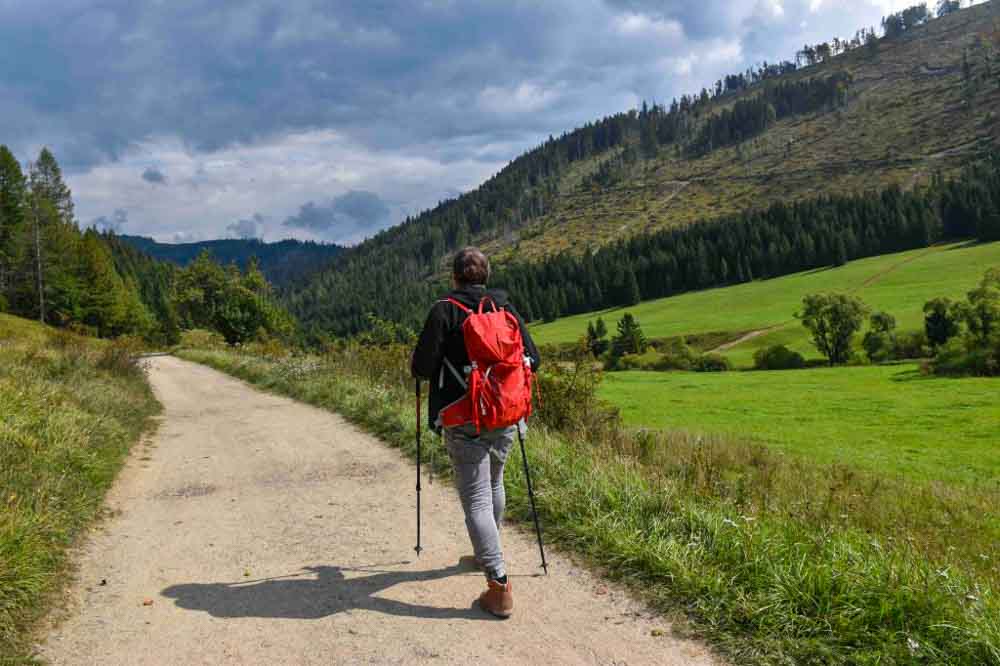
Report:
478,579,513,618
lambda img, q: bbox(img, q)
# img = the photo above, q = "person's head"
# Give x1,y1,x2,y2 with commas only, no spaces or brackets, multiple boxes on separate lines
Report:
452,247,490,287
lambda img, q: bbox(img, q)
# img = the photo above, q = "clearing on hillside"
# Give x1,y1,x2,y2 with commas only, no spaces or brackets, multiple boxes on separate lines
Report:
530,240,1000,366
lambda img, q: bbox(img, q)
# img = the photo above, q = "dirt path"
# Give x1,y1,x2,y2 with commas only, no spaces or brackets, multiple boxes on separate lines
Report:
38,356,717,665
709,324,789,353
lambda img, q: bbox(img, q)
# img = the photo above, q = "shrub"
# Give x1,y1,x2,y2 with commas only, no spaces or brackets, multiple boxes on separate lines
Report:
535,344,620,436
649,338,697,371
693,353,732,372
604,352,640,371
179,329,226,350
753,344,806,370
96,337,147,379
894,330,931,359
862,330,895,362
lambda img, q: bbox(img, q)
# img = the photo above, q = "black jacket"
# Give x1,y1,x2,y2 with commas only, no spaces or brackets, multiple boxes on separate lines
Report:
411,285,541,431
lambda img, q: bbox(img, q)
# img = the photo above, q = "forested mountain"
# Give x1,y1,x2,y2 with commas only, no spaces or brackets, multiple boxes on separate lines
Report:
283,1,1000,339
119,235,343,287
493,156,1000,322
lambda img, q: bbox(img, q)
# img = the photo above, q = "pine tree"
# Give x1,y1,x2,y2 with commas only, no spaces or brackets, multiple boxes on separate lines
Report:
0,146,27,309
611,313,648,357
30,148,74,224
834,236,848,267
624,268,641,305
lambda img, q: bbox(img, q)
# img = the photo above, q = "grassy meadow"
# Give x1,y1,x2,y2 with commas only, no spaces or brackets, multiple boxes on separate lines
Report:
602,364,1000,485
0,314,160,660
531,240,1000,366
180,344,1000,664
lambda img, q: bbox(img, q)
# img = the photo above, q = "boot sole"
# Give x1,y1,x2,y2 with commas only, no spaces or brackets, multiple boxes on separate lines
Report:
481,606,512,619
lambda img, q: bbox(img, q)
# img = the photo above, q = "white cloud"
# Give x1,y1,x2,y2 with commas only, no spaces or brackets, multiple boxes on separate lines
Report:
613,12,684,39
68,129,503,245
477,82,563,115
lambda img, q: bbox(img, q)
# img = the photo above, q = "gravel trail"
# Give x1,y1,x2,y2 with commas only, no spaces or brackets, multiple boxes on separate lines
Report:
39,356,718,665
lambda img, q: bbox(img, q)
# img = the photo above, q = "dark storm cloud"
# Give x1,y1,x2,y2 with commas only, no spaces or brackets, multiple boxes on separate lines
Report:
283,190,390,241
0,0,743,170
226,213,265,239
1,0,900,172
142,167,167,184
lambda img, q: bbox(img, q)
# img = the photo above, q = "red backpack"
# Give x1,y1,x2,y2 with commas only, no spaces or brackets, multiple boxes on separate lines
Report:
438,296,533,432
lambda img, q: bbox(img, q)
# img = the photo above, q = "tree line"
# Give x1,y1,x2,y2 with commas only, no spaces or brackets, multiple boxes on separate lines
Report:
688,73,850,156
0,145,160,338
493,155,1000,324
0,145,293,345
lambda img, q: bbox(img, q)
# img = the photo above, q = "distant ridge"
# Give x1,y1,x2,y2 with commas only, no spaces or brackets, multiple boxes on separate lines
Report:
118,235,343,287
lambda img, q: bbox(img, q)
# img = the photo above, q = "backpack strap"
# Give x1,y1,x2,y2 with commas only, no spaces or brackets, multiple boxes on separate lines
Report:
477,296,499,314
441,357,468,389
439,297,473,314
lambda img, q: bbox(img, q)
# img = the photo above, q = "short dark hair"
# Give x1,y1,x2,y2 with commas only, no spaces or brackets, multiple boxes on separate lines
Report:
453,247,490,285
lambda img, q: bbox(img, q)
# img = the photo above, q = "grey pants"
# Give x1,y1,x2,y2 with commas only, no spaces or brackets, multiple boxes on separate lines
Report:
444,423,517,580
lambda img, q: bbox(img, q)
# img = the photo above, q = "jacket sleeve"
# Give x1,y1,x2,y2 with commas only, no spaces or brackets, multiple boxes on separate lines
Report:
506,303,541,372
411,302,448,379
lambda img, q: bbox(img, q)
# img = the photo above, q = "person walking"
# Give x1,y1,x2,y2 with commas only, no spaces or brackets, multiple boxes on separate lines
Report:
411,247,541,618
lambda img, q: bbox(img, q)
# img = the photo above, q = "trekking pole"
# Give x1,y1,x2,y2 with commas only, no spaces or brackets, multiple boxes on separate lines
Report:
414,379,423,557
517,425,548,574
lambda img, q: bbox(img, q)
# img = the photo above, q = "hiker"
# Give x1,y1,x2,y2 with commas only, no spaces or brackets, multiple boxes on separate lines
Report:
411,246,541,618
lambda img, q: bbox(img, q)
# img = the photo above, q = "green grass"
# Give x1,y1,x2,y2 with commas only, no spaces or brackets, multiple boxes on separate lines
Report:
532,241,1000,366
601,364,1000,486
180,345,1000,665
0,314,160,660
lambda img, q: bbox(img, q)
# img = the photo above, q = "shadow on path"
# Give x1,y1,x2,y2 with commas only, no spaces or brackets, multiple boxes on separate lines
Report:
162,563,496,621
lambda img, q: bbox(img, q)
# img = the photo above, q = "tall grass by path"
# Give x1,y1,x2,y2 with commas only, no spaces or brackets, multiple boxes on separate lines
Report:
0,315,161,661
179,345,1000,665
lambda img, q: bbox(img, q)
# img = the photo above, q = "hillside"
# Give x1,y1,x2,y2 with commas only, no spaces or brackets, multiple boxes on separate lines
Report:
119,235,343,287
282,1,1000,337
486,0,1000,263
530,240,1000,366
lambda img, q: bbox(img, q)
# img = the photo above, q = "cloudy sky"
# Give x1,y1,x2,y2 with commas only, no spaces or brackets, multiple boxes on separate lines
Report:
0,0,943,244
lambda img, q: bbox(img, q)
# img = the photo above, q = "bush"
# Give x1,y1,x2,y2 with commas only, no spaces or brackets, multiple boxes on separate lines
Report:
753,344,806,370
96,338,147,379
648,338,697,371
931,337,1000,376
179,329,226,350
862,330,895,363
894,330,931,360
693,353,732,372
535,344,620,436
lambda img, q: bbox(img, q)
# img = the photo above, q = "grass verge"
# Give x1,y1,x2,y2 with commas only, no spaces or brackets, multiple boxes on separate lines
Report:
0,315,161,660
178,345,999,665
